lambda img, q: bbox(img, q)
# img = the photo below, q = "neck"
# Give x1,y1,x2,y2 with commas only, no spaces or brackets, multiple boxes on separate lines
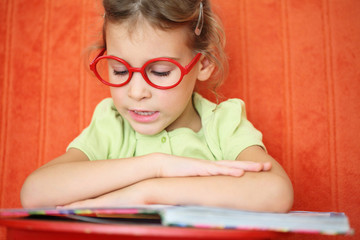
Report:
166,98,202,133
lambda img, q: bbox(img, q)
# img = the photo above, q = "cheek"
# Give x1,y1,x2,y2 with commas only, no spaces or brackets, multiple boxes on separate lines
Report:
110,86,127,97
184,66,200,87
180,74,198,96
159,85,194,110
170,74,197,102
110,88,127,108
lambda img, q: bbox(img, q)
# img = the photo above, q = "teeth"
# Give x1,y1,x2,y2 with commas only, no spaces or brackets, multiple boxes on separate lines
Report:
134,111,156,116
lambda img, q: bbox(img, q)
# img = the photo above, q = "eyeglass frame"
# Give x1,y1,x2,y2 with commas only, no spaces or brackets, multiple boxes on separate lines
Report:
90,48,202,90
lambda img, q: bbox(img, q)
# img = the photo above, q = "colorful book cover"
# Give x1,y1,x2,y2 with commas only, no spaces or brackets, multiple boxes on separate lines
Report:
0,205,354,236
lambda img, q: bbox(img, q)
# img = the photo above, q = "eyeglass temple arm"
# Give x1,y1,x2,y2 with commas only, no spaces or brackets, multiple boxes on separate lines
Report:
185,53,202,74
90,48,107,71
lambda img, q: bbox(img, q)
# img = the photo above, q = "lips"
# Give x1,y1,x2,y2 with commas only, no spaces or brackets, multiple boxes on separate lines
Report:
128,110,160,123
133,110,157,116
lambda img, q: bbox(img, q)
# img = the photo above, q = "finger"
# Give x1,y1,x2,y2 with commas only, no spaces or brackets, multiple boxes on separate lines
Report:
218,160,273,172
206,165,245,177
263,162,272,171
215,160,264,171
227,168,245,177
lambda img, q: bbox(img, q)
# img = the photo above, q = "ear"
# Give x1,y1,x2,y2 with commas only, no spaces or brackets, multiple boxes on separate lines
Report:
197,56,215,82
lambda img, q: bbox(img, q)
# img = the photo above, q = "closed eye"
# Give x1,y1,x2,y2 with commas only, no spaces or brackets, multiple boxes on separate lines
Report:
113,70,128,76
151,71,171,77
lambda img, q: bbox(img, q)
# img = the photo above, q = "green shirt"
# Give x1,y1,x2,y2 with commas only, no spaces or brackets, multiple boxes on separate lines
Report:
67,93,265,161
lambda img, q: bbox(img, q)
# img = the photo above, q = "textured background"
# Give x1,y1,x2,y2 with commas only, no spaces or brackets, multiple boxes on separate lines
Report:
0,0,359,239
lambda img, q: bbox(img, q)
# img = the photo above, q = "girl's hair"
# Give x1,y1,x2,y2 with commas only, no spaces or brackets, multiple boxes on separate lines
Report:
101,0,228,95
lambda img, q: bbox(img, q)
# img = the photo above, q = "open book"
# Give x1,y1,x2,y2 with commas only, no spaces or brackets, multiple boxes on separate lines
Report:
0,205,354,236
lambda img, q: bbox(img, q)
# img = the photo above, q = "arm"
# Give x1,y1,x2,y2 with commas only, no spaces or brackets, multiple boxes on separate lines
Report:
21,148,158,208
64,146,293,213
148,146,293,212
21,148,269,208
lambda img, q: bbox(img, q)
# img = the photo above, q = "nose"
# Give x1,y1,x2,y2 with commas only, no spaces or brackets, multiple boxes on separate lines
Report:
127,72,152,101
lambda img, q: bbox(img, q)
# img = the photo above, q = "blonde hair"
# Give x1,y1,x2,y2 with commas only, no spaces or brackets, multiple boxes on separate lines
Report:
100,0,228,95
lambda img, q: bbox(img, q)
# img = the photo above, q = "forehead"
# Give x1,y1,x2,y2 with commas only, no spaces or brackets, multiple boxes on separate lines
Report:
105,20,193,60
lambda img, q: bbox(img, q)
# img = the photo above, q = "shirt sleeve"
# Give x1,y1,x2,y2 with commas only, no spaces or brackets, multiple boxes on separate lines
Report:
208,98,265,160
66,98,135,161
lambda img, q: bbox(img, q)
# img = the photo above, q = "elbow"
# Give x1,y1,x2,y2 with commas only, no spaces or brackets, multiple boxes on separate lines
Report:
20,174,52,208
266,175,294,213
20,193,37,209
270,191,294,213
20,176,39,208
20,183,34,209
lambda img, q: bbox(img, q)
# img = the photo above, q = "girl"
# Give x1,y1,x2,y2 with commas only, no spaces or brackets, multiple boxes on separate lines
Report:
21,0,293,212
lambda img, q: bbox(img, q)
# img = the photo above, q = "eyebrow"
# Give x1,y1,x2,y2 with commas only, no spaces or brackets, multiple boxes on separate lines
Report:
107,54,182,66
107,50,180,59
109,54,180,61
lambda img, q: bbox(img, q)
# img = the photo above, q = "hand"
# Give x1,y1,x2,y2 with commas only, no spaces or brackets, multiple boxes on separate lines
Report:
155,154,271,178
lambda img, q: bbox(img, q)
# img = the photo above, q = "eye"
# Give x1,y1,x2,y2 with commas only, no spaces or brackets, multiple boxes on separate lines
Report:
113,69,129,76
147,62,176,78
151,70,171,77
111,64,128,77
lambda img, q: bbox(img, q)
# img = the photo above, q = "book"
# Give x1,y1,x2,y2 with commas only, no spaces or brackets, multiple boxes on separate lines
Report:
0,205,354,236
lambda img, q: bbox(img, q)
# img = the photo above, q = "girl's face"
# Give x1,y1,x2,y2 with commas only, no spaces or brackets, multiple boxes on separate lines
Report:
106,21,204,135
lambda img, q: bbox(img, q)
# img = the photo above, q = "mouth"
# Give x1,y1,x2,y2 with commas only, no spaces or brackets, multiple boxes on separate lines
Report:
128,110,160,123
133,110,157,116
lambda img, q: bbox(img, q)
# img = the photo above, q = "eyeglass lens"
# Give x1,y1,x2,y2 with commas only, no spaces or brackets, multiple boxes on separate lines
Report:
95,58,182,87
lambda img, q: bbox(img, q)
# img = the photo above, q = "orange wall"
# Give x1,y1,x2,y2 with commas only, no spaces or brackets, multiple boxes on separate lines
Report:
0,0,359,239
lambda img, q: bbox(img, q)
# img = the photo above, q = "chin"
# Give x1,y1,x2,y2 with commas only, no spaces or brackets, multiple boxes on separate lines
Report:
132,124,164,136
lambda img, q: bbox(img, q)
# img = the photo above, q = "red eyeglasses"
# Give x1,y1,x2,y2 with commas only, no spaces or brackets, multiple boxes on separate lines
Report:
90,49,202,90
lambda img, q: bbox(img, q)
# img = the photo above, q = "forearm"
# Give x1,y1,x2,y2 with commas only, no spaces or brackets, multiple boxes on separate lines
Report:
21,153,158,208
23,145,277,209
21,150,262,208
144,172,293,212
71,171,293,212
